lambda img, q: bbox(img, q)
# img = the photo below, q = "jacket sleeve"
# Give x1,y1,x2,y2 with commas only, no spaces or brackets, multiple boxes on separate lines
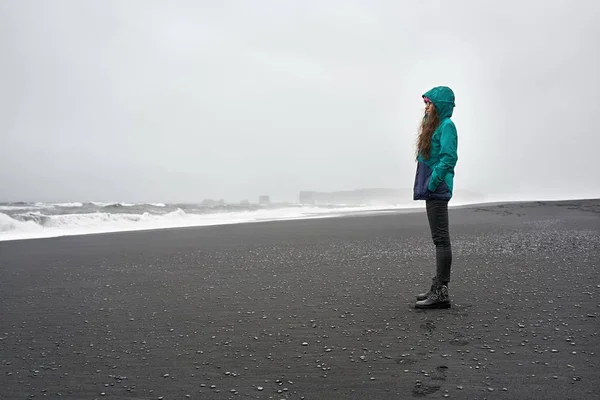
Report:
428,121,458,192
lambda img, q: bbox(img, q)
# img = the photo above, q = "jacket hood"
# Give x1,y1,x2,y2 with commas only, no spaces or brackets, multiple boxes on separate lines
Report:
423,86,455,119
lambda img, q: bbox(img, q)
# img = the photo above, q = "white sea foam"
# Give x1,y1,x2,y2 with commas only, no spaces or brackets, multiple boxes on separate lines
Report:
89,201,112,207
53,202,84,208
0,205,43,211
0,212,43,233
0,204,414,242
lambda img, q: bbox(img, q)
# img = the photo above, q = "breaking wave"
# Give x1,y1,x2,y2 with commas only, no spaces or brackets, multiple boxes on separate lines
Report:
0,203,409,242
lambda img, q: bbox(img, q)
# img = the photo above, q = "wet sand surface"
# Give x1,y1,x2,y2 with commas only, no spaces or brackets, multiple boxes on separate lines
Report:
1,199,599,399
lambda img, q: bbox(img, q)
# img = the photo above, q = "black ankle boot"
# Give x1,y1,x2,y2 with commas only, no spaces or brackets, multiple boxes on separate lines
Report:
415,283,450,309
416,277,438,301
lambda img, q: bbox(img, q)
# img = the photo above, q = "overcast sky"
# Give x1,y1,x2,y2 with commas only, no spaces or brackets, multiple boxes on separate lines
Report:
1,0,599,203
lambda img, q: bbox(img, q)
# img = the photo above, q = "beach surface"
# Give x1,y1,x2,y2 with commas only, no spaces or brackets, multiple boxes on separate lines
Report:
1,199,599,399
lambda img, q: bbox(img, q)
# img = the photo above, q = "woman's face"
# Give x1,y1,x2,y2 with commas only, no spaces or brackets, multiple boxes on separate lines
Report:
424,99,434,113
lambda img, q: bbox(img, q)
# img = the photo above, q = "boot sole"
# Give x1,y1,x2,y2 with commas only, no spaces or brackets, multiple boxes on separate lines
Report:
414,301,451,309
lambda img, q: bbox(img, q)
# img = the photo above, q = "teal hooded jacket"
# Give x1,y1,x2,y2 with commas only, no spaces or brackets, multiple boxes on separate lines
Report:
413,86,458,201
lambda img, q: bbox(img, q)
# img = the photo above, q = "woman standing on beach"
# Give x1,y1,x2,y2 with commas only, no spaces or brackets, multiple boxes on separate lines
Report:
412,86,458,309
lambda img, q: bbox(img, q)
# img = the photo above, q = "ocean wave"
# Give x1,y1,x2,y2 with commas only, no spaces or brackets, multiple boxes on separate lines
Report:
101,202,166,208
0,204,407,242
3,201,172,210
0,212,42,233
102,202,136,208
52,202,84,208
89,201,111,207
0,205,43,211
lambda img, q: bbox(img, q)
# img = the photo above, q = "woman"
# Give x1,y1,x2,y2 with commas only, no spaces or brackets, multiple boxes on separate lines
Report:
413,86,458,309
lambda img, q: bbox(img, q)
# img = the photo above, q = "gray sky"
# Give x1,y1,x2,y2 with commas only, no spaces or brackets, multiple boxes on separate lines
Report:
1,0,599,203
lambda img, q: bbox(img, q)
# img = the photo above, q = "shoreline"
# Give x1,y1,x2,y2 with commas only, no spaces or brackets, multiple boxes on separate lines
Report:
1,197,599,244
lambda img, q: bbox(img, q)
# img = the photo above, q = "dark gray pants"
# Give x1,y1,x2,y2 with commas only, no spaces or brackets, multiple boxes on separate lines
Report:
426,199,452,284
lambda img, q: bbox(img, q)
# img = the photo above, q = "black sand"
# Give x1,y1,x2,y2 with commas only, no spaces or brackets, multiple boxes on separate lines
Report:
1,200,599,399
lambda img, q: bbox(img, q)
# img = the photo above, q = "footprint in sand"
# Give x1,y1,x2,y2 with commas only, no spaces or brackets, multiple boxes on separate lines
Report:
431,365,448,381
420,321,436,335
412,383,440,397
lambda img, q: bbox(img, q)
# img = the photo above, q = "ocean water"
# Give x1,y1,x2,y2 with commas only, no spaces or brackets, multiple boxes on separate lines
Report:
0,201,416,242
